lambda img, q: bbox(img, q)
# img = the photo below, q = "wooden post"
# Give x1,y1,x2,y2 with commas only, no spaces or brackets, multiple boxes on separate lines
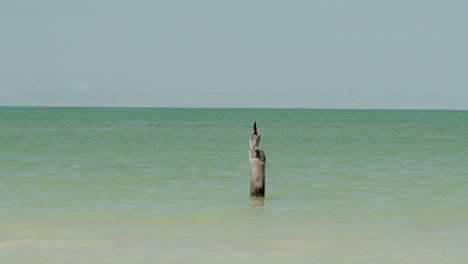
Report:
249,121,266,197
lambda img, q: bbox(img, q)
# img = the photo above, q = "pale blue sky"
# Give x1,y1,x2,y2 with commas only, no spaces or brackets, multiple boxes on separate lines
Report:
1,0,467,109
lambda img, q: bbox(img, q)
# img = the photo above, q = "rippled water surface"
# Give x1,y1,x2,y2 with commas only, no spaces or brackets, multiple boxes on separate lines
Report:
1,107,468,263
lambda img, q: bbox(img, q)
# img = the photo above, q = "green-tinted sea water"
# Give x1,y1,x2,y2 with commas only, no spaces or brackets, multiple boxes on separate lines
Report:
1,107,468,263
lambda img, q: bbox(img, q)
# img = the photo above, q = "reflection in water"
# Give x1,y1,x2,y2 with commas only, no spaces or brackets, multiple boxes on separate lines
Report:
249,197,265,214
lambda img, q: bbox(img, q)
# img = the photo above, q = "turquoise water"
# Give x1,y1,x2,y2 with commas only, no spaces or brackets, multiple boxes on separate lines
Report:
1,107,468,263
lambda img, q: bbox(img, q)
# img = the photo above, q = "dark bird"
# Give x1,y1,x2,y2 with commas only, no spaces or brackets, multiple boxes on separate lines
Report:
249,121,261,149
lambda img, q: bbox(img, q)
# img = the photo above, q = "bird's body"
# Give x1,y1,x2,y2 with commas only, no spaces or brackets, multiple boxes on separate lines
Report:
249,121,261,150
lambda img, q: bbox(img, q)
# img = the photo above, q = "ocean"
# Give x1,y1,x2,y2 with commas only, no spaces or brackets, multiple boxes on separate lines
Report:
1,107,467,263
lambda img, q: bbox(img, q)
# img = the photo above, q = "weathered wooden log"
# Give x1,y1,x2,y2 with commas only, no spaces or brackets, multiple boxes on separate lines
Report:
249,149,265,197
249,121,266,197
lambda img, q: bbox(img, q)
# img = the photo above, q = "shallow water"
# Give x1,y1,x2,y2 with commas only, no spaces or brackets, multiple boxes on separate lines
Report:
1,107,468,263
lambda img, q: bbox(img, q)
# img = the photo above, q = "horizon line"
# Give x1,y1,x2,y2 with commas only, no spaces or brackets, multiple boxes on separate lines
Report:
0,105,467,111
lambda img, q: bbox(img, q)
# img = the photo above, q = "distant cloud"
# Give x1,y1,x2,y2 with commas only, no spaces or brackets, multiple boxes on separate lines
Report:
35,85,43,93
340,87,350,95
79,81,90,91
1,86,11,97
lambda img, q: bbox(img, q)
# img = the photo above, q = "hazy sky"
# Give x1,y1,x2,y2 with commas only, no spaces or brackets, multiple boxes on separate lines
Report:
1,0,467,109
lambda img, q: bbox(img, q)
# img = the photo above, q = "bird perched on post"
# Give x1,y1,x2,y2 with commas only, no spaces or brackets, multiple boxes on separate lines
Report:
249,121,261,150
